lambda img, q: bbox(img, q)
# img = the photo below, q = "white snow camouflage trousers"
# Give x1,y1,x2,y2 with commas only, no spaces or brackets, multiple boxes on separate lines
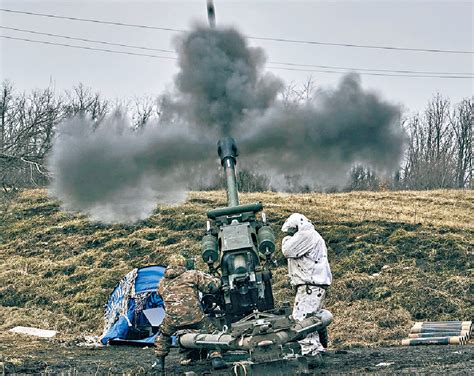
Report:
292,285,326,355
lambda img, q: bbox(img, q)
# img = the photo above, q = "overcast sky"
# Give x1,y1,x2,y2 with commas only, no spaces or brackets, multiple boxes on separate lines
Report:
1,0,472,113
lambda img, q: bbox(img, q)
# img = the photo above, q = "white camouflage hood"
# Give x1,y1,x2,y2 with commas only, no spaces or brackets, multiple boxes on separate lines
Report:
281,213,332,286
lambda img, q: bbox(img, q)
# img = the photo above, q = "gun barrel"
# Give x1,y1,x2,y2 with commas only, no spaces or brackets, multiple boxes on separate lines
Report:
217,137,239,207
223,158,239,207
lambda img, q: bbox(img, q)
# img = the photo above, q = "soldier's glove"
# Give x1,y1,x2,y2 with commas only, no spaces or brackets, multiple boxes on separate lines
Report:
207,280,221,293
185,258,195,270
286,226,298,236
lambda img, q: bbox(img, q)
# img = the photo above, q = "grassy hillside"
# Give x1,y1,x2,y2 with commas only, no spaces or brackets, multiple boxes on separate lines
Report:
0,189,472,348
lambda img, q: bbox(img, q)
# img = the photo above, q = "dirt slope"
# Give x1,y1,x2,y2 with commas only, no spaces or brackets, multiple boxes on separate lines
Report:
0,189,472,350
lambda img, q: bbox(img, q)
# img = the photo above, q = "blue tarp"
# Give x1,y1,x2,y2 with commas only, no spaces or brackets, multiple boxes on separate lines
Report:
135,266,166,293
101,265,166,345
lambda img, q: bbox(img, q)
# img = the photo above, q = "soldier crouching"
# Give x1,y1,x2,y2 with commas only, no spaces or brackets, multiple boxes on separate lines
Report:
155,254,226,374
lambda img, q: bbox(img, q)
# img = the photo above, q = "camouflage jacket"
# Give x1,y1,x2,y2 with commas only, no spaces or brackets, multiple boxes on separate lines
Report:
158,266,220,326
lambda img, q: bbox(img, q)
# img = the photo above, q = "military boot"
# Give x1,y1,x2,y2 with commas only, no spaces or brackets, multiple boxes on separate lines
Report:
306,352,323,369
156,356,166,375
318,327,329,349
210,352,227,370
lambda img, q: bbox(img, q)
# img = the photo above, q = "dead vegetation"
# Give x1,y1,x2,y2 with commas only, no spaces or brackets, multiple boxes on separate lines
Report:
0,189,472,348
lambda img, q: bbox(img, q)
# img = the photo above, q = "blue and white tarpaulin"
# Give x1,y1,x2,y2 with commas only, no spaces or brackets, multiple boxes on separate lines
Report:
100,265,166,345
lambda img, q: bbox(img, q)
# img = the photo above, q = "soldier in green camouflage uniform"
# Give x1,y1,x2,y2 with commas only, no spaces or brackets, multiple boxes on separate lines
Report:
155,255,226,373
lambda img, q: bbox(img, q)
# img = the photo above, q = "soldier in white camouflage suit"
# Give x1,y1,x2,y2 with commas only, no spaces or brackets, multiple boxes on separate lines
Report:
155,254,226,374
281,213,332,356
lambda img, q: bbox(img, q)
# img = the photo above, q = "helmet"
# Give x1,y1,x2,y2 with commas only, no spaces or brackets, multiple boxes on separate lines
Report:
167,254,187,267
281,213,311,232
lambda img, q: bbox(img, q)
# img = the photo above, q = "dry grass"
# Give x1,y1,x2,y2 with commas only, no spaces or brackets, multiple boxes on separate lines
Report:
0,189,472,348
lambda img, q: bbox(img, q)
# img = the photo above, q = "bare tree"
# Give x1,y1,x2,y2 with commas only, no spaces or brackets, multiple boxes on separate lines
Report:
237,169,270,192
0,80,14,154
348,165,380,191
451,98,473,188
280,81,299,107
131,96,160,128
64,83,109,124
280,77,317,107
402,94,457,189
0,82,65,191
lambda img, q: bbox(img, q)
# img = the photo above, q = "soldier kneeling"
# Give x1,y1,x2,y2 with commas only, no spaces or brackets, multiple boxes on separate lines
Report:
155,254,226,374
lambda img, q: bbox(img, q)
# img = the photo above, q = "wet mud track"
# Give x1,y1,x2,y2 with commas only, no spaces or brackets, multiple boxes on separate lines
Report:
1,336,472,375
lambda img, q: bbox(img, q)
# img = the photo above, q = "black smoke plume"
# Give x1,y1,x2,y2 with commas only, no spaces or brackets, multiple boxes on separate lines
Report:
237,74,405,189
48,25,405,223
160,25,283,135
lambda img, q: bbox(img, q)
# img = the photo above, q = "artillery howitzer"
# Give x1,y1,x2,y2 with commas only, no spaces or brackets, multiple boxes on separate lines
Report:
200,137,275,324
177,137,333,375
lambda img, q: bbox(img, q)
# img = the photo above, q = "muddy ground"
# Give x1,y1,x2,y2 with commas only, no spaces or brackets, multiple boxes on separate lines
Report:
1,335,472,375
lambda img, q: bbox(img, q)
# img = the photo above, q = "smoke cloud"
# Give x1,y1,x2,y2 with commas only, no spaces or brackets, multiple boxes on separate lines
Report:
160,25,404,189
237,73,405,189
48,112,215,223
160,25,283,135
48,24,405,223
